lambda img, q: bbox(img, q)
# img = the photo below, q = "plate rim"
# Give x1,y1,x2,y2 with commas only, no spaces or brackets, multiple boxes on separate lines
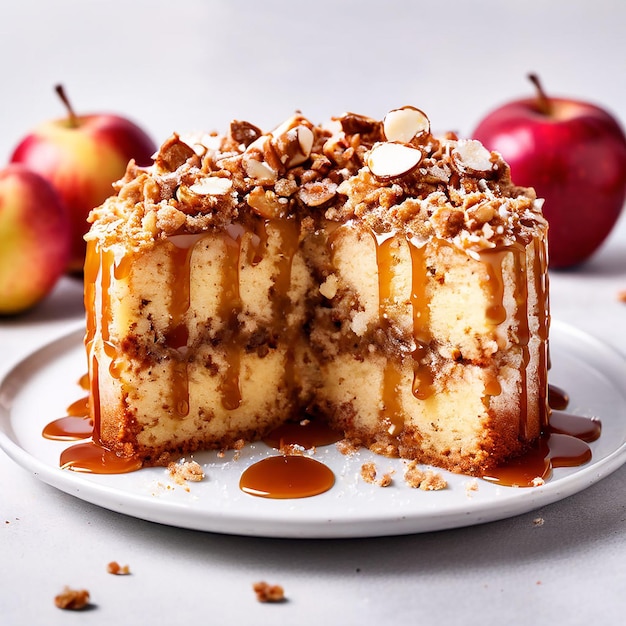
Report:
1,319,626,538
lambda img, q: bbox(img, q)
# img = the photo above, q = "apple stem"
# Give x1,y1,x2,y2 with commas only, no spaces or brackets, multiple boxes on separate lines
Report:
528,74,552,116
54,84,79,128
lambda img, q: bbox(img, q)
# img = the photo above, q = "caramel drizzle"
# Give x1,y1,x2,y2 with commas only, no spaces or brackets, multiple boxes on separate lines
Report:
163,219,299,414
372,231,405,436
534,237,550,430
407,238,435,400
267,218,300,399
479,245,532,438
218,226,244,410
368,228,546,443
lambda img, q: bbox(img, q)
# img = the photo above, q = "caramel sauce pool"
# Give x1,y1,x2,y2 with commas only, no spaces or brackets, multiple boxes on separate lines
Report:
43,379,600,494
239,455,335,499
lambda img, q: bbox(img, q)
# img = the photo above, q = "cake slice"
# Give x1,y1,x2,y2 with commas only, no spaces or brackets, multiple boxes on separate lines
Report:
84,106,549,475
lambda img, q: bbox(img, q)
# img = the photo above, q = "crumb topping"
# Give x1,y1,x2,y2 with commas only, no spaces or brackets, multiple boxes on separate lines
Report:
86,107,545,255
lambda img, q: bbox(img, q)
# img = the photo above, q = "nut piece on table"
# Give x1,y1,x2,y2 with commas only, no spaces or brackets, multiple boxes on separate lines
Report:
253,581,286,603
54,586,91,610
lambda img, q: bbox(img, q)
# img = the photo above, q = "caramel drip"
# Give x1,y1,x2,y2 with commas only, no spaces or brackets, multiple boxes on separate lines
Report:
549,412,601,442
167,239,194,416
83,239,99,351
60,441,143,474
482,410,600,486
407,238,435,400
90,351,102,443
66,396,89,416
534,237,551,429
548,384,569,411
267,218,300,403
42,416,93,441
43,393,91,441
513,247,530,438
83,243,112,445
218,228,244,411
239,455,335,499
479,245,532,439
263,419,343,450
78,373,90,391
372,230,405,436
248,219,268,266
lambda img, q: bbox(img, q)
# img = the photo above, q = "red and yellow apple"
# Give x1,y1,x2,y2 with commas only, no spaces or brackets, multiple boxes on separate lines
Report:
473,75,626,268
10,86,157,273
0,164,71,315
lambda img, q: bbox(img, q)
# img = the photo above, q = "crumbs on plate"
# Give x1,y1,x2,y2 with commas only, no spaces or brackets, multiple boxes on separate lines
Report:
404,461,447,490
360,461,394,487
167,459,205,485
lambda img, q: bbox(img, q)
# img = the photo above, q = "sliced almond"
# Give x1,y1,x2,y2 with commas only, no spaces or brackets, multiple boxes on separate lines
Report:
188,177,233,195
243,155,278,182
367,142,423,179
290,125,314,167
272,124,314,168
383,106,430,143
243,135,279,182
452,140,495,175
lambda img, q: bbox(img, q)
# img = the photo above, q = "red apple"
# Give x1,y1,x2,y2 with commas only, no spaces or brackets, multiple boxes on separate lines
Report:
0,164,71,315
472,75,626,268
10,86,157,273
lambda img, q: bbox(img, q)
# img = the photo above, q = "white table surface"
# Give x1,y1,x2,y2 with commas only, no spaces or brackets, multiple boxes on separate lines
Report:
2,1,626,624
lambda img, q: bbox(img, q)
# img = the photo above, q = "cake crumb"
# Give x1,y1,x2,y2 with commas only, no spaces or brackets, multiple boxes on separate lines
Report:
335,439,360,456
232,438,246,460
167,459,205,485
107,561,131,575
253,581,286,603
531,476,545,487
533,517,545,527
360,461,393,487
279,443,307,456
54,586,90,611
465,479,479,496
404,461,447,490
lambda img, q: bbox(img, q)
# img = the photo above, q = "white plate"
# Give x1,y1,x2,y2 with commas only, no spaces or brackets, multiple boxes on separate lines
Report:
1,320,626,538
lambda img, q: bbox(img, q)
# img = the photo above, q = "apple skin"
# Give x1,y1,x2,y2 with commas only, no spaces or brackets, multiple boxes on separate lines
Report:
472,87,626,268
10,109,156,273
0,164,72,315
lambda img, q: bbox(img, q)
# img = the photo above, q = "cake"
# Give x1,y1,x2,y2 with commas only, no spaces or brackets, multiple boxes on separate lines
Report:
84,105,550,476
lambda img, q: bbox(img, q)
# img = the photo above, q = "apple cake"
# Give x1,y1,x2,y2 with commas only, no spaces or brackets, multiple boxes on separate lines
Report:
84,105,549,476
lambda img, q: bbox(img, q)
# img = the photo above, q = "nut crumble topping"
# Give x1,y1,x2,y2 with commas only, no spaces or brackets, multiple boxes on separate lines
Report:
87,107,545,257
